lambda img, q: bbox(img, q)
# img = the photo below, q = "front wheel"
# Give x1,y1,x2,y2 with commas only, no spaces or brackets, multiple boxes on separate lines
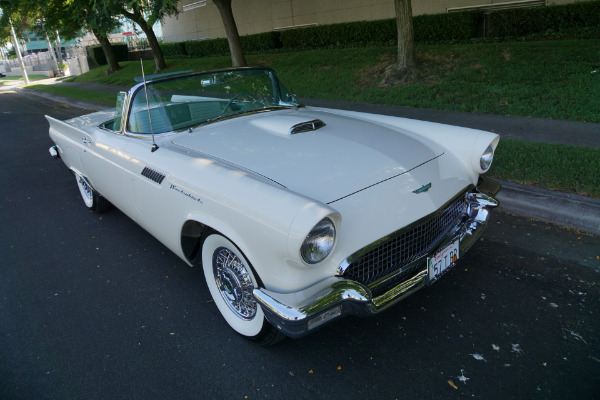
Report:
201,234,283,346
75,174,111,213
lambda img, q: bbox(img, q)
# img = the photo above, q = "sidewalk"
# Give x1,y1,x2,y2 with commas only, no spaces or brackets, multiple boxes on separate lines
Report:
17,78,600,234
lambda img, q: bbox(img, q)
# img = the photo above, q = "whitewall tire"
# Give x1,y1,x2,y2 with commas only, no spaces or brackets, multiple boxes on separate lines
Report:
201,234,283,345
75,174,111,213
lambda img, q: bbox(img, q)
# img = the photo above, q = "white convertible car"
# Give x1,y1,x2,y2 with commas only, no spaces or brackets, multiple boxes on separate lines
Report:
47,67,500,345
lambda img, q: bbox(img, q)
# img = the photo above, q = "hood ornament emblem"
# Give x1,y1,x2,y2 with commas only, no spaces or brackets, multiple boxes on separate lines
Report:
413,182,432,194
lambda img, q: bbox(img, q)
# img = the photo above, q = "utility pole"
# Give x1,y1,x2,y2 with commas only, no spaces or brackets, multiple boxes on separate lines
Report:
9,17,29,85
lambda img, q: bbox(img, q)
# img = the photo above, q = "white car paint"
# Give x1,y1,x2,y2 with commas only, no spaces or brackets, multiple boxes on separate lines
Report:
48,105,497,293
46,67,500,340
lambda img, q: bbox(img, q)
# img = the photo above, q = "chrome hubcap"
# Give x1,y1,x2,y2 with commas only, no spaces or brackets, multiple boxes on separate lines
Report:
79,177,93,200
213,247,257,320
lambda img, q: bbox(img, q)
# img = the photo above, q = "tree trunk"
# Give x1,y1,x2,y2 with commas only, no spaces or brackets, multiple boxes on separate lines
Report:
20,38,28,54
45,31,60,75
395,0,416,68
213,0,247,67
9,18,29,85
379,0,419,87
123,8,166,74
92,29,121,75
42,20,60,74
55,31,63,64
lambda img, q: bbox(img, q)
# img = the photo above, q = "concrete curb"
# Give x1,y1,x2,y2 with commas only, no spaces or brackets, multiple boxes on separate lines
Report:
496,180,600,234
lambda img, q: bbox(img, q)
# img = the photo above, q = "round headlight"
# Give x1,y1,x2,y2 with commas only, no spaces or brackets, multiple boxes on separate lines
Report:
300,218,336,264
480,144,494,171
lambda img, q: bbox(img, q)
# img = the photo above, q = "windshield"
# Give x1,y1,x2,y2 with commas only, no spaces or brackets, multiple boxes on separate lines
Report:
127,68,299,134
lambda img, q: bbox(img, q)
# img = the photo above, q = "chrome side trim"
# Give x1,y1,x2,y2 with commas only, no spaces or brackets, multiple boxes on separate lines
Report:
117,91,130,134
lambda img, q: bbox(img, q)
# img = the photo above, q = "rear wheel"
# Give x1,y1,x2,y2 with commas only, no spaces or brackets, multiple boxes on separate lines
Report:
75,175,111,213
201,234,284,346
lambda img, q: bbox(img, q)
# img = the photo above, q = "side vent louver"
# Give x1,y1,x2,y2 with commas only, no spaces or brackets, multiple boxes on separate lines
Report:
141,167,166,184
289,119,326,135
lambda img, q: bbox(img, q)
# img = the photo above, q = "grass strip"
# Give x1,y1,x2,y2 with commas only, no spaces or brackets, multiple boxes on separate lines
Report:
0,74,48,81
33,38,600,198
489,139,600,197
25,84,116,105
71,39,600,123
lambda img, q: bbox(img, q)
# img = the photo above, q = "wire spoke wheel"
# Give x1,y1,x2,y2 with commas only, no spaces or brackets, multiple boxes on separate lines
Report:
201,234,284,345
74,173,112,213
77,175,94,208
213,247,257,320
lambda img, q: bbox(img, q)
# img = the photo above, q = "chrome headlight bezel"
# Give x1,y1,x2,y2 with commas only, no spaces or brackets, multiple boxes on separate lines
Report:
300,218,336,264
480,144,494,171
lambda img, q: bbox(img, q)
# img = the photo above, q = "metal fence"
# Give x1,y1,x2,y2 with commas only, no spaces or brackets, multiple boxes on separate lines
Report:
0,47,89,77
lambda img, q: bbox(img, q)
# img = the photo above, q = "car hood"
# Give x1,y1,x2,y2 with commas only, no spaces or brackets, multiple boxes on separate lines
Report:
170,108,443,203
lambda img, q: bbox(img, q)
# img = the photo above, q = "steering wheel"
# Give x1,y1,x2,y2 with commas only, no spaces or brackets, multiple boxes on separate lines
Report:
222,93,263,115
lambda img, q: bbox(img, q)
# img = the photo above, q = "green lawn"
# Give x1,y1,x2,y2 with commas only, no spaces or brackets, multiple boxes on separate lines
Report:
489,139,600,197
25,84,117,105
0,74,49,81
26,38,600,198
71,39,600,123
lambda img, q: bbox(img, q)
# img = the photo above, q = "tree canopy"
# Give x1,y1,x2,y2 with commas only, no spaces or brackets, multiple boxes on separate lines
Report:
100,0,180,73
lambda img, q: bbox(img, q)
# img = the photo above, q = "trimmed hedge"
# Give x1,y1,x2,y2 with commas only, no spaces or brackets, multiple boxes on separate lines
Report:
160,42,187,57
87,43,129,66
241,31,281,52
487,1,600,38
280,19,396,49
185,37,230,57
414,12,483,43
157,1,599,58
278,12,484,49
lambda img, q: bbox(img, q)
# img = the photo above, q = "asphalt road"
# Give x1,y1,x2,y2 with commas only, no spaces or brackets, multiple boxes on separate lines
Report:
1,90,599,400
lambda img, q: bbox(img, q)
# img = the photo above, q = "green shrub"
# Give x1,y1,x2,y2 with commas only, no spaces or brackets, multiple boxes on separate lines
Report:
185,38,230,57
87,44,129,66
280,19,396,49
160,42,187,57
414,12,482,43
487,1,600,38
241,31,281,52
279,12,482,50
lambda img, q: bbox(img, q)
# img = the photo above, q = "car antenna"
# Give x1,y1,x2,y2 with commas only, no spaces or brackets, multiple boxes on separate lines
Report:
140,58,159,152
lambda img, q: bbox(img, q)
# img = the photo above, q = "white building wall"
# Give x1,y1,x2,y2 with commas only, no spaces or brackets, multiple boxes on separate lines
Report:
161,0,579,43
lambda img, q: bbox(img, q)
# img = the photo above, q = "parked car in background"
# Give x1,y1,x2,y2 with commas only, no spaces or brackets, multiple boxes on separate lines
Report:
47,67,500,345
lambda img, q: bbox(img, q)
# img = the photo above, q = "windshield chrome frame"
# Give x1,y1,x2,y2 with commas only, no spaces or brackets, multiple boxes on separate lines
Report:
119,66,299,139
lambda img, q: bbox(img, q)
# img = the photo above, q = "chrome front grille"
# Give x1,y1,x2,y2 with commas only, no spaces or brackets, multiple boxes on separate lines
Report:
342,194,467,296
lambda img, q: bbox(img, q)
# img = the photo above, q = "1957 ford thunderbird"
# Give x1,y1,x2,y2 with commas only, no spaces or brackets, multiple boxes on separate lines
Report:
47,67,500,345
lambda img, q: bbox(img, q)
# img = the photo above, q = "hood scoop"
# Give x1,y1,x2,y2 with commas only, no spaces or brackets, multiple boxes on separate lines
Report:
290,119,326,135
248,115,326,136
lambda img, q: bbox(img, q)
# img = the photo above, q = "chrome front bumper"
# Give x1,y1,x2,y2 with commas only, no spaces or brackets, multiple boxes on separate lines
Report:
254,178,501,338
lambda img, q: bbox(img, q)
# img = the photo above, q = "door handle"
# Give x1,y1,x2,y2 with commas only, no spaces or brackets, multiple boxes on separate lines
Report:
82,137,92,144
